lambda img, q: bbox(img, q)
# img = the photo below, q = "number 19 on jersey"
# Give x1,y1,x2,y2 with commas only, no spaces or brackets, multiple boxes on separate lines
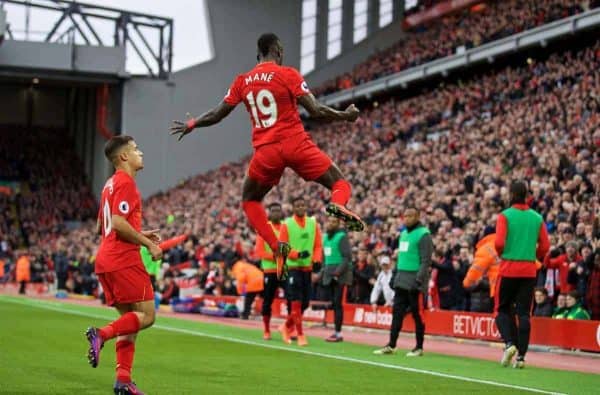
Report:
246,89,278,128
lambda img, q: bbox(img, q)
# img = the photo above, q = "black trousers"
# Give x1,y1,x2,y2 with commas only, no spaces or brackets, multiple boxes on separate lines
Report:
262,273,283,316
57,274,68,290
242,292,260,318
388,288,425,350
286,270,312,312
148,274,157,293
324,280,346,332
19,281,26,294
494,277,536,357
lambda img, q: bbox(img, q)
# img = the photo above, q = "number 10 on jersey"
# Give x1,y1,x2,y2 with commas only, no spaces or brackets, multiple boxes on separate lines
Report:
103,199,112,236
246,89,278,128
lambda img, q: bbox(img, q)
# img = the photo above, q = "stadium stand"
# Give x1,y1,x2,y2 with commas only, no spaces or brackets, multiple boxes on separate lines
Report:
0,126,97,292
0,126,96,244
313,0,598,96
0,3,598,323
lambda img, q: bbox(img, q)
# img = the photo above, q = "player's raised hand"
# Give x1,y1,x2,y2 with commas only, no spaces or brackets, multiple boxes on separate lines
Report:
170,112,196,141
149,243,163,261
344,104,360,122
142,229,162,244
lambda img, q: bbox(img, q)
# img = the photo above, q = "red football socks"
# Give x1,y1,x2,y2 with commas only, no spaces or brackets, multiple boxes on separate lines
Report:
263,315,271,333
331,180,351,206
242,201,279,250
115,339,135,383
291,301,304,336
99,312,141,341
285,314,294,329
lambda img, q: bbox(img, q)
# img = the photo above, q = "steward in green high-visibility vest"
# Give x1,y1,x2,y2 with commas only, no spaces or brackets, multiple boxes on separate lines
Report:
494,180,550,369
285,214,318,271
374,206,433,357
252,202,309,339
317,216,352,342
141,245,161,289
393,225,432,292
283,196,323,346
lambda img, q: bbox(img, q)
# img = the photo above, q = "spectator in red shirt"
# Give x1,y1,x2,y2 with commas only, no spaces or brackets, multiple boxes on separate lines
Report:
162,273,179,302
544,241,582,294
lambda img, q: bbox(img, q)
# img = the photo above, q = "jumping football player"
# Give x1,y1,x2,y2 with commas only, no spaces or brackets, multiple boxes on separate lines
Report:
170,33,364,279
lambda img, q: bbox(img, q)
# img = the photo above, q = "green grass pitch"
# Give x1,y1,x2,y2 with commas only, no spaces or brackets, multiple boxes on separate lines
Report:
0,295,598,394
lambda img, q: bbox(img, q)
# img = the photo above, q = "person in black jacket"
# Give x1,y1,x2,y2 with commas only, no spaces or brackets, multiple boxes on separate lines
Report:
568,244,591,302
53,249,69,290
316,217,352,342
431,252,461,310
373,207,433,357
352,247,375,304
532,287,553,317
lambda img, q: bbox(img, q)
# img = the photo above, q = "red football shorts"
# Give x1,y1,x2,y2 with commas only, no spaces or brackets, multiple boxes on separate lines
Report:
98,264,154,306
248,135,333,186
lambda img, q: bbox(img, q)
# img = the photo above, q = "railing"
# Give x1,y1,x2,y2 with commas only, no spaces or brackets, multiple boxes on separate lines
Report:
1,0,173,78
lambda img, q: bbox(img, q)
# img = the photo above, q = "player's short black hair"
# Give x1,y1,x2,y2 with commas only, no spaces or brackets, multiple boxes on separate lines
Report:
257,33,281,58
291,195,305,204
534,287,548,296
267,202,282,209
104,135,134,164
510,180,528,204
404,205,419,214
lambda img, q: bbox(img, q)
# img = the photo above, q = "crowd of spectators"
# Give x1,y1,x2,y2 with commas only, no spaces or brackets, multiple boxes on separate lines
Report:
0,126,97,294
153,38,598,318
313,0,598,96
1,24,599,322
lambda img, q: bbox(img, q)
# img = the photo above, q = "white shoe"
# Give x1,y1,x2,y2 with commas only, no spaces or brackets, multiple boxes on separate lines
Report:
373,346,396,355
513,357,525,369
501,345,517,367
406,348,423,357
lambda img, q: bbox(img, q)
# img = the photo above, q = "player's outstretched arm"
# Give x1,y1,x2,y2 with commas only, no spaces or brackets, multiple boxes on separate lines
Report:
170,101,236,141
298,93,359,123
112,215,163,260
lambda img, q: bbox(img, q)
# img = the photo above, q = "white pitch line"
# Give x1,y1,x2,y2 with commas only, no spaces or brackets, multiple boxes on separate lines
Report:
1,296,567,395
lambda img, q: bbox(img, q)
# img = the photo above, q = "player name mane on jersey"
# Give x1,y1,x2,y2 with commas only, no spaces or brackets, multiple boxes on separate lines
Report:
244,72,275,85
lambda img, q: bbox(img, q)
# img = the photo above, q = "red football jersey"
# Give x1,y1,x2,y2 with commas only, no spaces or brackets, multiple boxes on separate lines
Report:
96,170,143,273
224,61,310,148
